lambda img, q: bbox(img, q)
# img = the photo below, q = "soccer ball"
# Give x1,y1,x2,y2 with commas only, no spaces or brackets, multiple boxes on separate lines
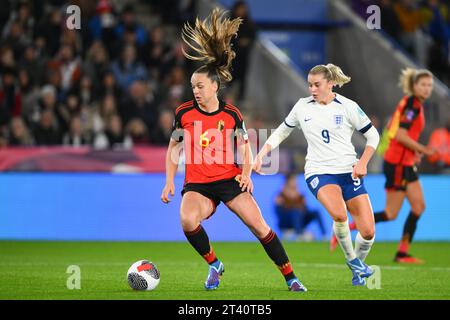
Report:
127,260,160,291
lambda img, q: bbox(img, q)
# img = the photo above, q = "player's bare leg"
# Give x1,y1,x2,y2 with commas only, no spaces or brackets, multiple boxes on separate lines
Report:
345,189,405,235
318,185,372,285
395,181,426,264
226,192,307,292
180,192,224,289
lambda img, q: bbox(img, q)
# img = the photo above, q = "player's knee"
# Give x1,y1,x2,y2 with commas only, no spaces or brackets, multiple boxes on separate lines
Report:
333,214,348,223
384,209,398,221
360,228,375,240
411,202,425,215
180,211,199,231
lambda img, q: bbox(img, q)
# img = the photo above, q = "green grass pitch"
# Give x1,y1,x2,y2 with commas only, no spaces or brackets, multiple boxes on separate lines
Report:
1,241,449,300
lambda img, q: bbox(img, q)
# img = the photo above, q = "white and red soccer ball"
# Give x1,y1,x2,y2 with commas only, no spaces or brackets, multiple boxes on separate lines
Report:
127,260,160,291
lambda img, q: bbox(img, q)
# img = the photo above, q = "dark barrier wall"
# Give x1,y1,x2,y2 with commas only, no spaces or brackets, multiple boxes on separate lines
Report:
0,174,449,241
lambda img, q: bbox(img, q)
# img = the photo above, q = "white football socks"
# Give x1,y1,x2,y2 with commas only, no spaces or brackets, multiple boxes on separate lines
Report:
355,232,375,262
333,220,356,261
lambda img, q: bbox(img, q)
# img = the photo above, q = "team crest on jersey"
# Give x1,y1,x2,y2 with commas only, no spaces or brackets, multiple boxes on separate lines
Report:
405,110,415,121
310,177,319,189
334,114,344,128
217,120,225,132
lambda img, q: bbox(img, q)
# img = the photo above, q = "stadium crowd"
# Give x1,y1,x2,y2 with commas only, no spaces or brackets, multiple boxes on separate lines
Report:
0,0,256,149
351,0,450,86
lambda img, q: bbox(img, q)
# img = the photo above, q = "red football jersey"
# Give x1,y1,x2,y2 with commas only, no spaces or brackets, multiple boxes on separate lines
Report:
172,100,248,184
384,96,425,166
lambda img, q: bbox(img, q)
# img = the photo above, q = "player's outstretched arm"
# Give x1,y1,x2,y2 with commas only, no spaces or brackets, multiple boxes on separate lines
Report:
161,138,181,204
253,143,272,173
253,121,295,173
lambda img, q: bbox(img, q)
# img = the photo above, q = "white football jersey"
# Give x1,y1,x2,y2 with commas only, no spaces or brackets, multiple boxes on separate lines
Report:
280,93,371,178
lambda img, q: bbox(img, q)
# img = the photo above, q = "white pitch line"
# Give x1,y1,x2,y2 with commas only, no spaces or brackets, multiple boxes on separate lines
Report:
0,261,449,272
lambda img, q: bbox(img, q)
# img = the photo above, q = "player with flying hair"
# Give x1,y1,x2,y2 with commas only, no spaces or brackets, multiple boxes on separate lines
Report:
161,8,307,292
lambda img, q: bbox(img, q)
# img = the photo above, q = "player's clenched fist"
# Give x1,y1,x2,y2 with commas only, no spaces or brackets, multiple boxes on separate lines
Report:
161,182,175,204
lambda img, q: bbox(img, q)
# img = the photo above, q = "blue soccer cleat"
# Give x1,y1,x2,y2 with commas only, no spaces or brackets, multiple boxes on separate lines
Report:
350,272,367,286
346,257,373,286
204,261,224,290
287,278,308,292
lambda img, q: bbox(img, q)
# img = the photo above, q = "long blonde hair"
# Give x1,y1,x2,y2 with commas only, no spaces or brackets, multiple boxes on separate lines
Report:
309,63,351,87
399,68,433,96
181,8,242,84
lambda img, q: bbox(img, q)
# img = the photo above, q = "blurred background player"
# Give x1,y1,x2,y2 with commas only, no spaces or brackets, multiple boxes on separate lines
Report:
274,173,326,241
427,115,450,171
160,8,306,292
254,64,380,286
333,68,436,264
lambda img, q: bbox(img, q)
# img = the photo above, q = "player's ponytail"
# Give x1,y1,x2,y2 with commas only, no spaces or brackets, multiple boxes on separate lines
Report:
399,68,433,96
326,64,351,87
181,8,242,86
309,64,351,87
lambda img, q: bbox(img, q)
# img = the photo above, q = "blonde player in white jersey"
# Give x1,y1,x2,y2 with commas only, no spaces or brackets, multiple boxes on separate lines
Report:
253,64,380,286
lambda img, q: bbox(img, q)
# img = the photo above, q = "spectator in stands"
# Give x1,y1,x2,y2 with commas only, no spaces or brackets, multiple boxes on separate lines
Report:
58,93,81,135
34,84,65,132
274,173,327,241
20,44,45,88
0,67,21,129
427,115,450,169
1,17,28,59
17,68,39,123
33,109,61,145
126,118,150,145
111,44,148,91
47,43,82,96
97,71,122,101
143,26,172,81
88,0,118,57
393,0,426,56
35,7,63,57
115,4,148,47
8,116,34,146
119,80,158,130
2,1,35,45
151,108,174,146
73,75,96,109
63,115,91,147
230,1,257,101
84,41,110,94
93,113,132,150
96,94,117,131
0,46,16,71
161,66,191,104
378,0,402,41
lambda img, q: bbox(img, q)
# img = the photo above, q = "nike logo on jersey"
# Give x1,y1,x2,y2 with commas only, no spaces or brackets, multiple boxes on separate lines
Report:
353,186,362,192
304,118,312,122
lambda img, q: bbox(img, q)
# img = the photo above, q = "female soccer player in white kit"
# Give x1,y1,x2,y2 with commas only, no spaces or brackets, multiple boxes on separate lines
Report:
254,64,380,286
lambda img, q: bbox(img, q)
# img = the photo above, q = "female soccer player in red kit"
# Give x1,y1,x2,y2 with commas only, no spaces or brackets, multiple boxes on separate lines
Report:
160,9,306,292
331,68,436,263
